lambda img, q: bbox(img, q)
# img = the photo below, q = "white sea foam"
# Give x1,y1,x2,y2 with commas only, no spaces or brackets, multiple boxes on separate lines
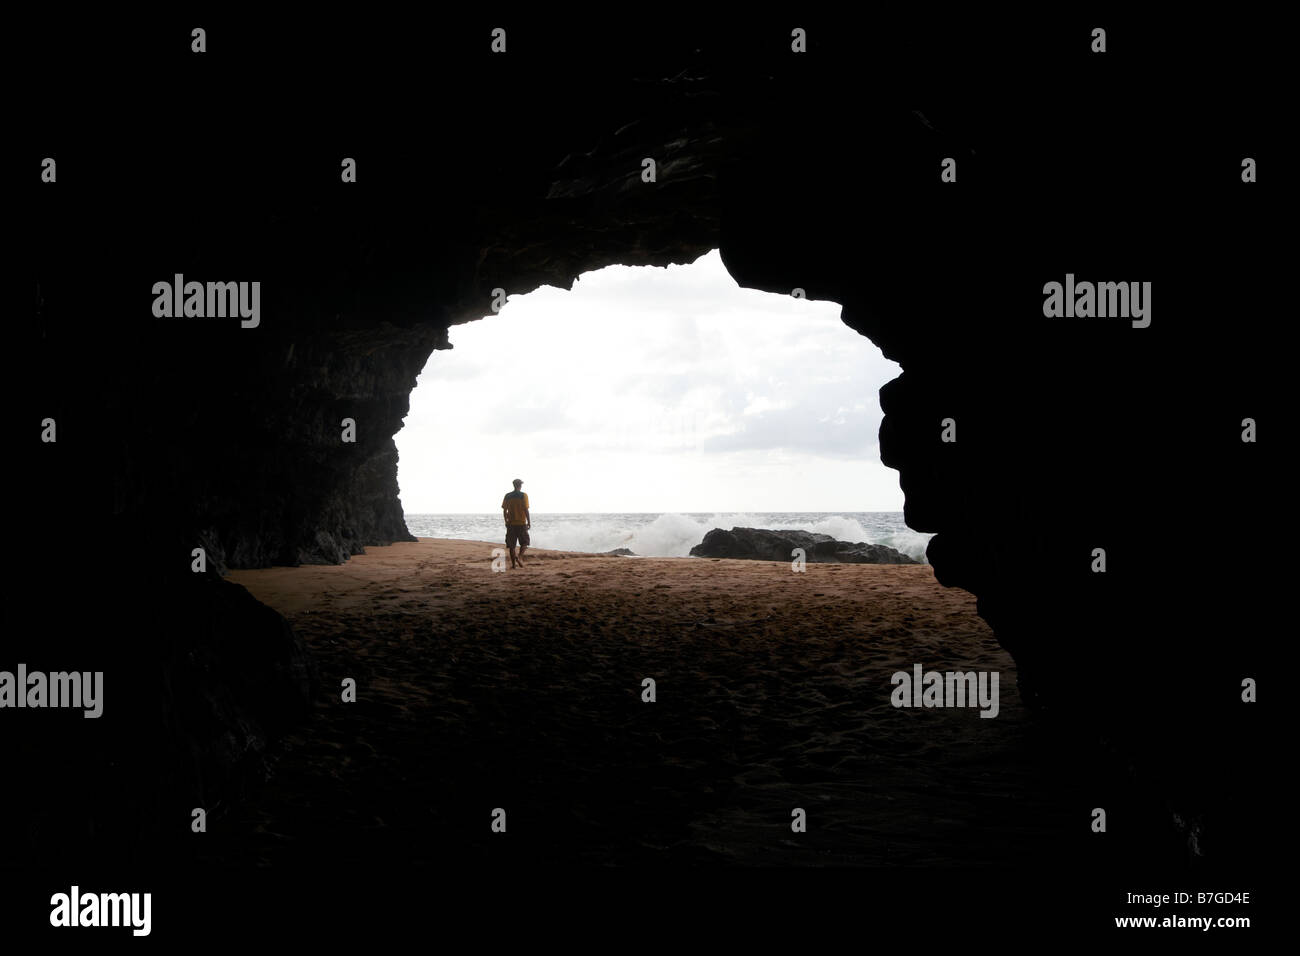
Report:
404,512,933,562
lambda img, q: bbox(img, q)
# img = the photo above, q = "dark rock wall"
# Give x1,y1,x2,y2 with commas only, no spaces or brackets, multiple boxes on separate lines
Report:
15,15,1278,867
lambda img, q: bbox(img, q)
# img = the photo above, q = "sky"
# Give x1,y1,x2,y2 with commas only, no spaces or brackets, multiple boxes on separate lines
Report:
395,250,904,513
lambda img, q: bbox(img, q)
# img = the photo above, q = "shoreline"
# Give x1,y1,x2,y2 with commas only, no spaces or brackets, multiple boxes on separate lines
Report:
405,534,924,562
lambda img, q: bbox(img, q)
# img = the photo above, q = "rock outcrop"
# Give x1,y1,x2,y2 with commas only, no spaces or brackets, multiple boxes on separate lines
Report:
690,528,917,564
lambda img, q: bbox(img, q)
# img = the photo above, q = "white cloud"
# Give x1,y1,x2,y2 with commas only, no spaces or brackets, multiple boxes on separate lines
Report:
396,250,904,513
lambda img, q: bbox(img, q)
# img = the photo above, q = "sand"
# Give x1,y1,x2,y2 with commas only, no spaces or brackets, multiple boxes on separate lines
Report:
212,538,1076,867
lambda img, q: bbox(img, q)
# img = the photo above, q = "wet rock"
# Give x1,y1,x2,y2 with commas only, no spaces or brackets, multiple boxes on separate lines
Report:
689,528,917,564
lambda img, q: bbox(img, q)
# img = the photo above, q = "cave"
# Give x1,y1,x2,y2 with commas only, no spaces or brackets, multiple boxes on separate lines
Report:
13,11,1277,932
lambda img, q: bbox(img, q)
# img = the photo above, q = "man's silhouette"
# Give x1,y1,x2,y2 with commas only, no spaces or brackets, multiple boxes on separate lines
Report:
501,478,530,568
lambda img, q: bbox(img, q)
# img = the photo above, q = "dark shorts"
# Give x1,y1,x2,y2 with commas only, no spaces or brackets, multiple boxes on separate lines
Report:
506,525,530,548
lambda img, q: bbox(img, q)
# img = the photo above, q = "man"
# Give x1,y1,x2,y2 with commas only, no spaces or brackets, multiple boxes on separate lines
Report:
501,478,531,568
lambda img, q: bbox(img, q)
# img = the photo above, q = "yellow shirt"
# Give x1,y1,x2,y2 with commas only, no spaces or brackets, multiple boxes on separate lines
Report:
502,491,529,525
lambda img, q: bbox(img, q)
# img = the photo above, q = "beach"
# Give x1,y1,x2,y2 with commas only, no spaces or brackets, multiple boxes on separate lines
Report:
211,538,1078,867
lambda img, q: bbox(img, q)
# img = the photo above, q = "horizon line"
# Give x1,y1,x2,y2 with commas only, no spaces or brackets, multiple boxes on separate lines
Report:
402,509,907,515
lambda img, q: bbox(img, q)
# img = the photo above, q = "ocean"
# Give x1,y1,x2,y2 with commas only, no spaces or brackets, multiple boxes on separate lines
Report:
402,512,932,563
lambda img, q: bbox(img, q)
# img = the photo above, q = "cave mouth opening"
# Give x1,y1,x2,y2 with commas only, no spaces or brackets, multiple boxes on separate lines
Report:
394,249,931,561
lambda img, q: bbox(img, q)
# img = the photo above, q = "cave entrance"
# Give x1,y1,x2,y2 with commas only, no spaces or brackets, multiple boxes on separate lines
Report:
223,251,1038,869
395,249,928,561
